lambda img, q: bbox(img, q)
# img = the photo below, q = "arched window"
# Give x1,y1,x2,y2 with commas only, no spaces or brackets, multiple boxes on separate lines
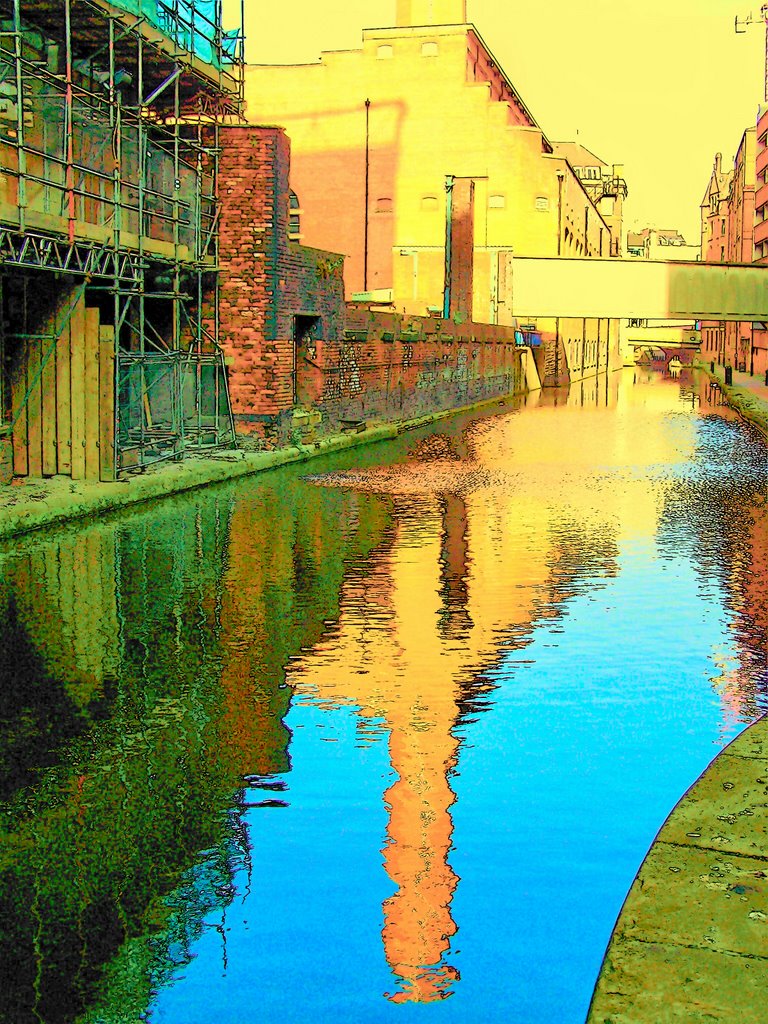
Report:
289,190,301,239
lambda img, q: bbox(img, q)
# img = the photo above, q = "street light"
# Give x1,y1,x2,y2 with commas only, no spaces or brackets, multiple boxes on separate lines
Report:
735,5,768,102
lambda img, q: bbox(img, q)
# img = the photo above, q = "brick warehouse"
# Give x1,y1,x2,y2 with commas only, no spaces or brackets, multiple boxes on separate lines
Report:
213,124,533,444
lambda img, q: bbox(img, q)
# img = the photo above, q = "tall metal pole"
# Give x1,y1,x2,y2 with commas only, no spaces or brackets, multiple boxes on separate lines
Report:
364,98,370,293
64,0,75,244
12,0,26,234
443,174,454,320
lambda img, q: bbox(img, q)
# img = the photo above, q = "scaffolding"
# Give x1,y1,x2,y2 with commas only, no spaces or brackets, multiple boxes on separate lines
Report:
0,0,244,477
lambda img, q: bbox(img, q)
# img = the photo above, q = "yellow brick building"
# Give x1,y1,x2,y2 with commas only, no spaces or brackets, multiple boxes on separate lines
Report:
245,0,615,354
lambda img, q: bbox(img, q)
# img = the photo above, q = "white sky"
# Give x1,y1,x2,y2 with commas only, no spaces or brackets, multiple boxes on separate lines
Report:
224,0,767,243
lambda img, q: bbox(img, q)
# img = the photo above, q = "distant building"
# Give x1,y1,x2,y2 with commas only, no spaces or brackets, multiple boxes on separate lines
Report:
625,228,700,262
754,107,768,266
700,153,734,264
700,128,765,375
550,142,628,256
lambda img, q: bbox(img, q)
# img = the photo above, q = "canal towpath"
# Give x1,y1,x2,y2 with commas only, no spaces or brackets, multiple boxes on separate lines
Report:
0,394,515,542
588,717,768,1023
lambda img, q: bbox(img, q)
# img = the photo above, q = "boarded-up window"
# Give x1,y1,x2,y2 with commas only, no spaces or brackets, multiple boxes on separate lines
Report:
289,191,301,239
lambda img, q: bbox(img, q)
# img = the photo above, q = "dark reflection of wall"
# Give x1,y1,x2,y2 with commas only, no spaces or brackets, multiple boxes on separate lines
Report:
438,494,472,638
657,384,768,717
0,473,389,1024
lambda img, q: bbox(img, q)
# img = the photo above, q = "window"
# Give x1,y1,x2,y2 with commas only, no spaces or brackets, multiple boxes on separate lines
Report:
377,44,393,59
534,196,549,212
421,41,438,57
376,196,393,213
421,195,439,211
288,191,301,239
489,194,506,209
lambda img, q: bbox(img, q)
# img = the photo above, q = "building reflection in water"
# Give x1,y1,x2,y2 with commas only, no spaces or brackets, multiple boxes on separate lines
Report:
291,402,630,1001
658,371,768,727
0,471,390,1024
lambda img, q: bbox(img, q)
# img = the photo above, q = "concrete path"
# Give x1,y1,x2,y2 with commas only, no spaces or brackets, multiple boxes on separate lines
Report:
704,362,768,440
588,715,768,1023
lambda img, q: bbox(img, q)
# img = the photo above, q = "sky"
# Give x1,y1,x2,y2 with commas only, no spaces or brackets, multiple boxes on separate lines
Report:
222,0,767,244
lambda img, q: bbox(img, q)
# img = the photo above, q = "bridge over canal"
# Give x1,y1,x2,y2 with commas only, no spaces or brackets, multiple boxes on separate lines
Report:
508,256,768,321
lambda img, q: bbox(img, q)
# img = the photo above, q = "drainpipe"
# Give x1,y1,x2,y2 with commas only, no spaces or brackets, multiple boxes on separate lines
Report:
364,98,370,292
443,174,455,320
556,169,565,256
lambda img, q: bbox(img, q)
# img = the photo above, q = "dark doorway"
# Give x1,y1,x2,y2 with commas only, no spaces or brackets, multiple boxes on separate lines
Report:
293,315,321,405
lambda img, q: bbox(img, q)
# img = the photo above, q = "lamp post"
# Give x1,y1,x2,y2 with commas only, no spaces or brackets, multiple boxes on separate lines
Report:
735,5,768,102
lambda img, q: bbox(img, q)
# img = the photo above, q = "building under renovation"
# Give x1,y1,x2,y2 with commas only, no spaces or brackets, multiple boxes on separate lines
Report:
0,0,243,483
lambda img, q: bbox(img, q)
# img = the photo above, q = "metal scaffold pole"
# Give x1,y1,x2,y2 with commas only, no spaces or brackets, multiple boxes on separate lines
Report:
0,0,243,478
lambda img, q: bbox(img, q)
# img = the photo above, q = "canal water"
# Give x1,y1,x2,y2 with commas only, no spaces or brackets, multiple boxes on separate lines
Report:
1,368,767,1024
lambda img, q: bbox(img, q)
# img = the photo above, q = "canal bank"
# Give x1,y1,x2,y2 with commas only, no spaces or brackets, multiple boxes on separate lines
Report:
586,363,768,1023
588,712,768,1024
0,392,521,541
697,361,768,441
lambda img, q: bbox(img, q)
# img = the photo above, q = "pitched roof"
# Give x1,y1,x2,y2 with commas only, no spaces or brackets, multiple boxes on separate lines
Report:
550,141,607,168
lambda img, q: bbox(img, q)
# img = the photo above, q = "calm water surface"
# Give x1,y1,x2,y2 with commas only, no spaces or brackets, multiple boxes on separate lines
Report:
1,368,767,1024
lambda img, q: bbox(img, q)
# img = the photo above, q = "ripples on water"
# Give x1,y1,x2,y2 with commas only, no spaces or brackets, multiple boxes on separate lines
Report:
0,369,766,1023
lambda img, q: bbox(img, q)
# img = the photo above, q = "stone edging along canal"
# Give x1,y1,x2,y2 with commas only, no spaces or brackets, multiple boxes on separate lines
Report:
587,713,768,1023
0,392,521,542
696,361,768,442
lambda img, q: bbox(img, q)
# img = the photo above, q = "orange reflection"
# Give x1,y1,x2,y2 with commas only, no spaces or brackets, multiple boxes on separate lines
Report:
288,401,627,999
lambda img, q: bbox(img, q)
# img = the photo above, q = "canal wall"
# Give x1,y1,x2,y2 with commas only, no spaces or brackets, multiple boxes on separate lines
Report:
290,304,536,443
698,362,768,442
588,714,768,1023
532,316,623,387
0,391,526,541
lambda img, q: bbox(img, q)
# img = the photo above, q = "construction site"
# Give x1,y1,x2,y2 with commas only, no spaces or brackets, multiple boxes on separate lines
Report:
0,0,243,483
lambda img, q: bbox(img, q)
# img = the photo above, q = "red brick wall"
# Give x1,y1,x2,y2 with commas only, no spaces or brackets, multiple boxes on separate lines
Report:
216,125,346,432
449,178,474,322
295,305,525,432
